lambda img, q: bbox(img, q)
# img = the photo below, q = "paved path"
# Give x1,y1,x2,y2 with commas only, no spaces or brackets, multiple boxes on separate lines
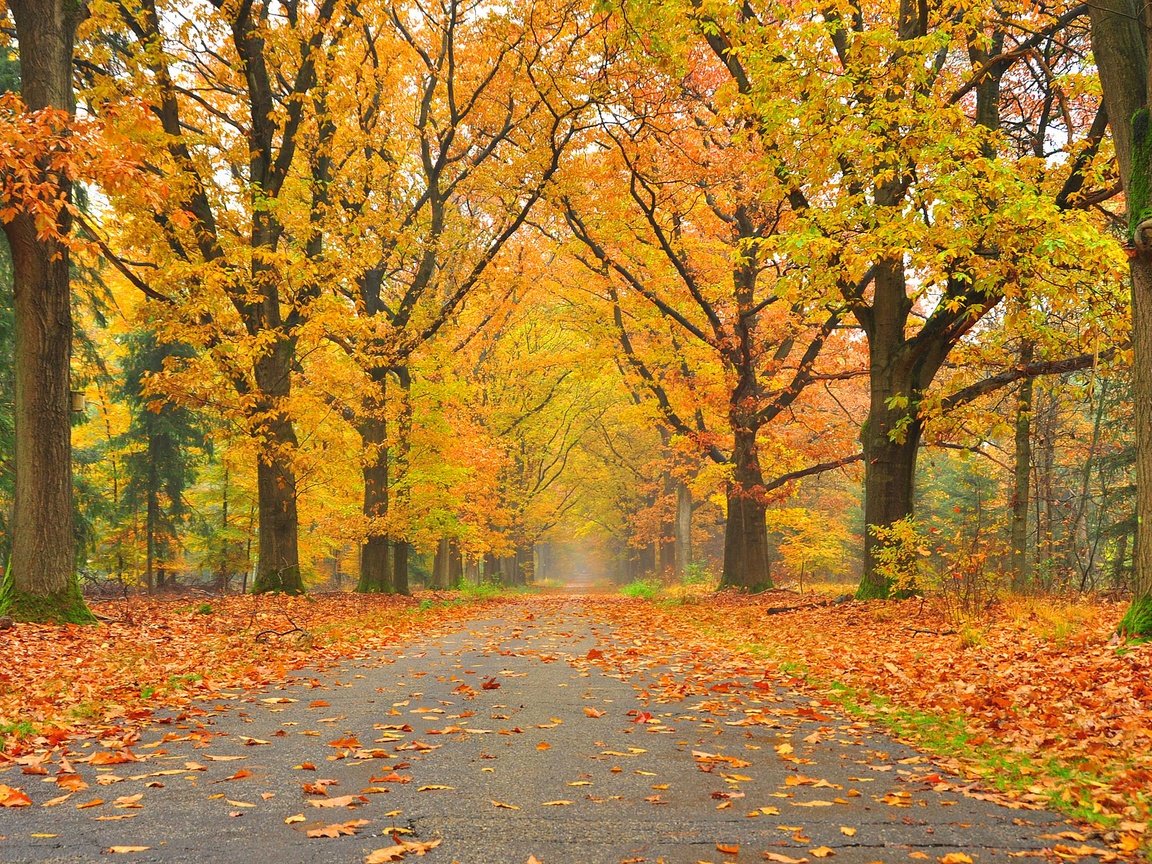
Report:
0,600,1080,863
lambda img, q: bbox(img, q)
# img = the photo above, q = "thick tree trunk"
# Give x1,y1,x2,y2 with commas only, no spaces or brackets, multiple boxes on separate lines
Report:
858,417,922,599
720,428,772,591
251,348,303,593
0,0,92,622
855,257,949,600
1088,0,1152,634
1011,342,1035,592
675,481,692,578
1122,254,1152,633
357,409,392,593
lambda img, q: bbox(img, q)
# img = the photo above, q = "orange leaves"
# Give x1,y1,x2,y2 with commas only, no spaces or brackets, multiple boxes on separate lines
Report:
308,794,367,808
582,706,606,718
0,784,32,807
364,839,441,862
88,750,138,766
0,594,482,755
306,818,370,838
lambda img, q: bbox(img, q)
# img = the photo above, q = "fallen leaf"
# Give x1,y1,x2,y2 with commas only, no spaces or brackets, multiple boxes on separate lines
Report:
583,707,606,718
0,784,32,807
106,846,150,854
309,794,366,808
365,839,442,862
306,819,370,838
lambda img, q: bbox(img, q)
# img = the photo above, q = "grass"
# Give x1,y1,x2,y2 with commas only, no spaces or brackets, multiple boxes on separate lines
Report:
620,578,661,600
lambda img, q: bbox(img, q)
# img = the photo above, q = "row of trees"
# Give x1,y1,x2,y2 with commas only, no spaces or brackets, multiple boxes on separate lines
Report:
0,0,1149,634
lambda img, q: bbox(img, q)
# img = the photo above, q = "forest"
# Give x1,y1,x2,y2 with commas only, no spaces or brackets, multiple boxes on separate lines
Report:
0,0,1149,634
6,0,1152,859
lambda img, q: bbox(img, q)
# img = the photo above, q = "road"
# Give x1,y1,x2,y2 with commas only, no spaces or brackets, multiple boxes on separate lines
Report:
0,599,1084,863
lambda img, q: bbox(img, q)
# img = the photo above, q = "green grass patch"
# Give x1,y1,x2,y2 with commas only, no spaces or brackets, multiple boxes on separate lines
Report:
620,578,661,600
0,720,35,738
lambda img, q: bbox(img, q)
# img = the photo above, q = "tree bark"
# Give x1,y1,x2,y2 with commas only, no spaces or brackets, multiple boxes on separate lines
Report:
1123,254,1152,632
720,428,772,590
1011,341,1035,592
250,347,303,593
675,481,692,578
388,367,412,595
357,407,392,593
449,542,463,586
392,540,410,596
0,0,92,622
431,538,449,589
1087,0,1152,634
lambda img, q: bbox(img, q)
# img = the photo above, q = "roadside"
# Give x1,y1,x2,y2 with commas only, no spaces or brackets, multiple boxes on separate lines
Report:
590,590,1151,858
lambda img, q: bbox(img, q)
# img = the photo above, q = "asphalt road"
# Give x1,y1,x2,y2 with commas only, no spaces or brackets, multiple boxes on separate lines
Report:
0,600,1086,864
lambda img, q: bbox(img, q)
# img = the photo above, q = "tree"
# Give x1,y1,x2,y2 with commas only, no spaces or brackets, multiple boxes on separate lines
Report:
306,0,606,593
0,0,94,622
664,0,1121,597
1088,0,1152,636
118,331,204,590
87,0,344,593
559,41,861,589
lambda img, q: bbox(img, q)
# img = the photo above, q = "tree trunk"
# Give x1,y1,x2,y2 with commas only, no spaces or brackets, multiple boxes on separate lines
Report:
1087,0,1152,634
392,540,410,596
357,409,392,593
675,481,692,578
250,348,303,593
720,428,772,591
449,541,463,586
1011,341,1035,592
390,366,412,595
0,0,92,623
431,538,449,589
1122,254,1152,633
857,415,922,599
854,257,951,601
145,452,158,592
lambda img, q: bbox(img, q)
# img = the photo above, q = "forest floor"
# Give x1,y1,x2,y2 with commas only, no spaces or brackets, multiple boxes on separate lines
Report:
0,591,1148,863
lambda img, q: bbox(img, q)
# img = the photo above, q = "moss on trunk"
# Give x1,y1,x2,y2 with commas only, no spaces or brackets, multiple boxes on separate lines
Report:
0,570,95,624
1119,594,1152,640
